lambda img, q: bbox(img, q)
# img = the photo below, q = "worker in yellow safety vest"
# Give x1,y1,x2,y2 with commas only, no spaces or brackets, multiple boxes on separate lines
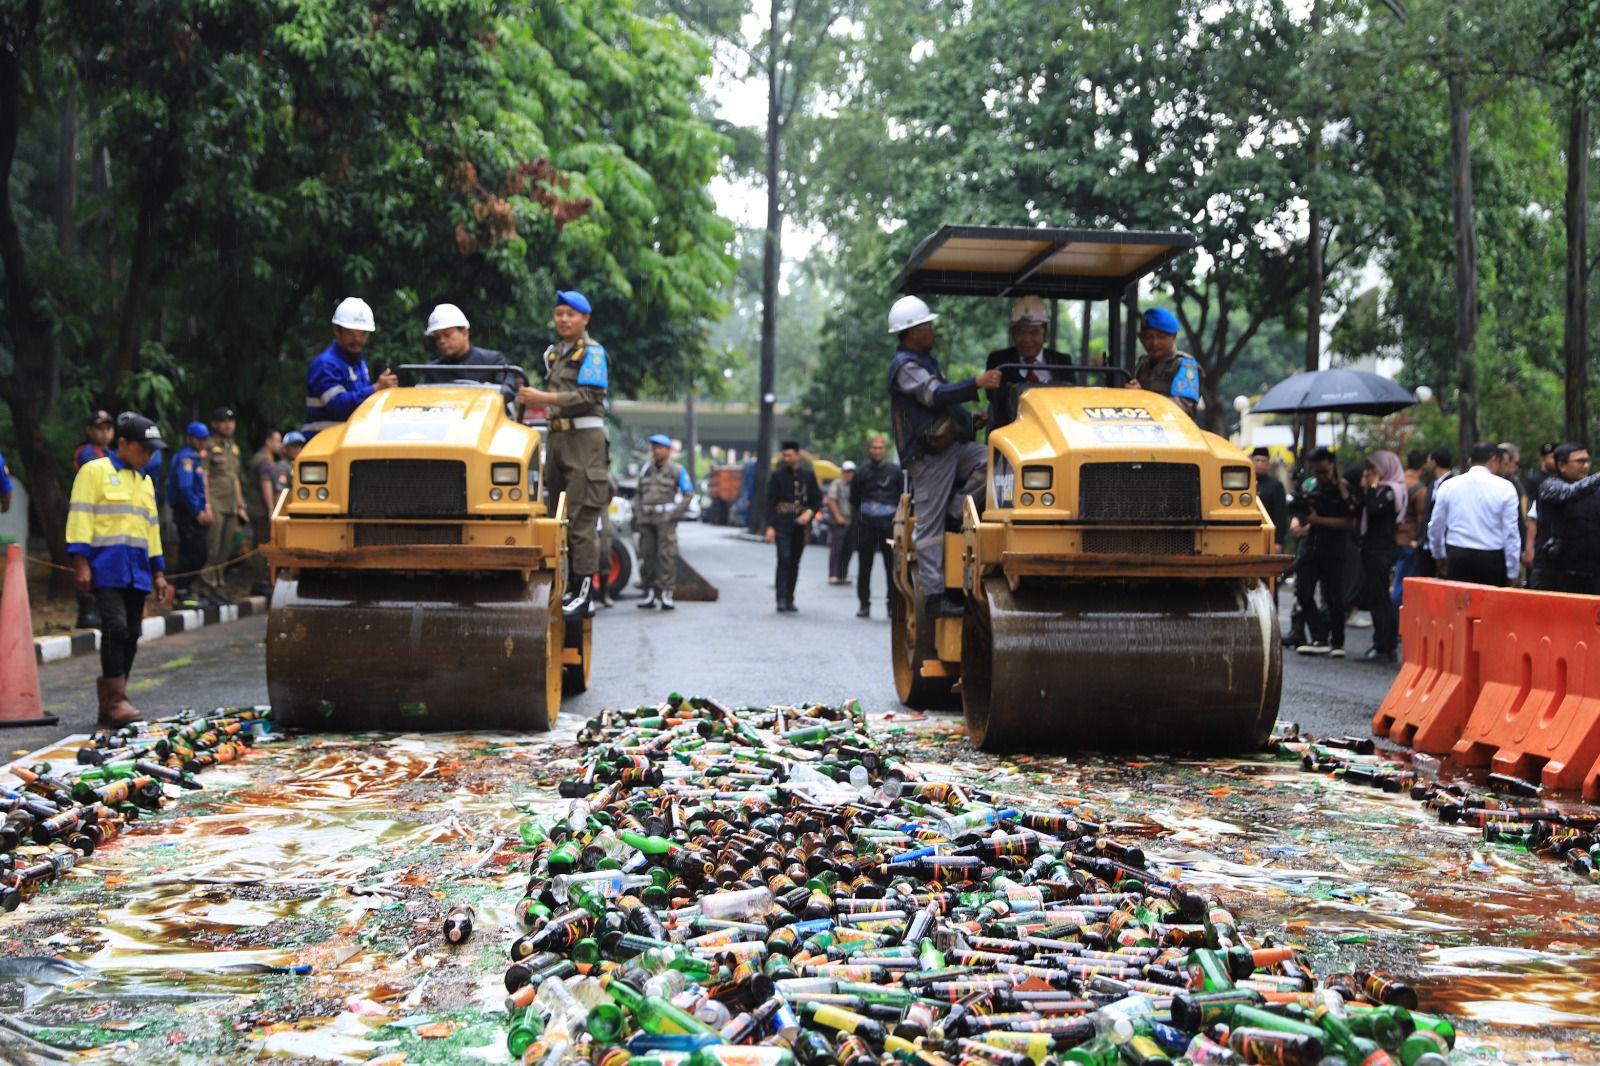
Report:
67,413,173,726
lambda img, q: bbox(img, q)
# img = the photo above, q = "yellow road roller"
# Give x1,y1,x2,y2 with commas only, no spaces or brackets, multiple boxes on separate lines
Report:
263,365,586,731
888,226,1293,751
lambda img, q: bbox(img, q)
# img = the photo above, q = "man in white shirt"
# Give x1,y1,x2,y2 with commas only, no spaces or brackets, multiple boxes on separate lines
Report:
1427,441,1521,587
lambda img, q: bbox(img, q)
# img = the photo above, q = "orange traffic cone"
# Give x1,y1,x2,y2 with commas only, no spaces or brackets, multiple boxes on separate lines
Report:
0,543,59,728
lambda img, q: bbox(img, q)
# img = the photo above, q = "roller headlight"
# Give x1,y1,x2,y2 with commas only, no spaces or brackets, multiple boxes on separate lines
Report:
491,463,521,485
316,487,330,501
1240,492,1252,506
297,487,309,500
509,488,522,501
1040,492,1055,507
490,488,503,501
1020,492,1035,507
1221,466,1251,490
298,462,329,485
1220,492,1233,506
1021,466,1053,491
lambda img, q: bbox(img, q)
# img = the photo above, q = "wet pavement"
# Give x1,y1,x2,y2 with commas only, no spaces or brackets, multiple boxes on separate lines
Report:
31,523,1399,744
9,524,1588,1063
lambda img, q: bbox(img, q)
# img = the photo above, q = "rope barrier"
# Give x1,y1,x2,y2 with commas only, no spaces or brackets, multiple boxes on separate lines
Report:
18,544,262,581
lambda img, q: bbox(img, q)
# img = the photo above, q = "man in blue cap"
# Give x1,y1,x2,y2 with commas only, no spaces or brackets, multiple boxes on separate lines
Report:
634,434,694,610
67,412,171,725
517,290,610,616
1127,307,1202,418
167,422,213,609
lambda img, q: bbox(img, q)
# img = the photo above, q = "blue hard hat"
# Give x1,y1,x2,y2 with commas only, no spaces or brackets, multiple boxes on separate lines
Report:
556,290,592,315
283,431,307,446
647,434,672,448
186,421,210,439
1142,307,1181,334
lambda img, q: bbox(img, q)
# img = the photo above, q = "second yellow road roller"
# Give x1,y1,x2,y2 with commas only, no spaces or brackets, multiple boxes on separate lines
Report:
263,365,585,731
888,225,1293,751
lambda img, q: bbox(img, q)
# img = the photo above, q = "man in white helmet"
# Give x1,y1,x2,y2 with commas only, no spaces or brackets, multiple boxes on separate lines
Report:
984,295,1071,431
886,295,1002,619
425,302,515,394
304,297,397,436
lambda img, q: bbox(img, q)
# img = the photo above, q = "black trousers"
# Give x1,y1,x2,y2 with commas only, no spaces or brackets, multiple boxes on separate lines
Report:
93,587,147,678
828,521,853,581
174,517,208,592
856,518,894,608
1536,570,1600,595
773,521,806,604
1361,545,1399,654
1295,550,1345,648
1445,547,1508,587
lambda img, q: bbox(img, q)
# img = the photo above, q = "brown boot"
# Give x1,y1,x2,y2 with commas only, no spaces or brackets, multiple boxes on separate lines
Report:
96,677,141,728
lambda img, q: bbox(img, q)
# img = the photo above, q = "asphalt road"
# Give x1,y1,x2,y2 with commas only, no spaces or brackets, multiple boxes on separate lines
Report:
29,522,1399,748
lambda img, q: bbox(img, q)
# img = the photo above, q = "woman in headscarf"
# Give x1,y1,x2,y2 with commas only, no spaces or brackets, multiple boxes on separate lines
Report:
1358,449,1407,663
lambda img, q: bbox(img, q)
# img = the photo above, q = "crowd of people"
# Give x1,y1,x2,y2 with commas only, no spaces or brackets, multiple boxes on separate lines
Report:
1274,437,1600,663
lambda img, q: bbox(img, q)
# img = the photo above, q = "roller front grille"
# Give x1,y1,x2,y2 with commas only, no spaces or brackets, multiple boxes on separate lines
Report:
1078,463,1200,522
353,524,464,547
348,460,467,518
1082,529,1196,555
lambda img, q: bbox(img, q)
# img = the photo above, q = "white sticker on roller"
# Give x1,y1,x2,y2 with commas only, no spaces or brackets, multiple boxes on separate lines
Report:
1092,424,1167,445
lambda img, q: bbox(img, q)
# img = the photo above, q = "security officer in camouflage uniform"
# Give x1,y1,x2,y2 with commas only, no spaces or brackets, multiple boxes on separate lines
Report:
635,434,694,611
202,405,247,604
518,290,609,617
1127,307,1202,418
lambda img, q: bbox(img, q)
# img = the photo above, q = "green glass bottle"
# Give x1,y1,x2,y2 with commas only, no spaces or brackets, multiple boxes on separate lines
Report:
507,1004,545,1058
599,976,722,1039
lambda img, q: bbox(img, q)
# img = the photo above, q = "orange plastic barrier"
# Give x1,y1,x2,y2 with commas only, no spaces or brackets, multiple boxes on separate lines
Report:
0,542,57,728
1371,578,1483,751
1452,586,1600,800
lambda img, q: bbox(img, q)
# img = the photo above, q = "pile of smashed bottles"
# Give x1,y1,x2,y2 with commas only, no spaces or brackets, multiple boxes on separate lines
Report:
502,694,1458,1066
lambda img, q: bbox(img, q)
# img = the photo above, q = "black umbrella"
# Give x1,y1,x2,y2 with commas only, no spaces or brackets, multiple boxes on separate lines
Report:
1250,368,1418,416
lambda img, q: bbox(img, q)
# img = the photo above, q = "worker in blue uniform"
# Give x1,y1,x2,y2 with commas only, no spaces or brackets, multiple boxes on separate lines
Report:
304,297,397,436
67,413,172,726
167,422,213,609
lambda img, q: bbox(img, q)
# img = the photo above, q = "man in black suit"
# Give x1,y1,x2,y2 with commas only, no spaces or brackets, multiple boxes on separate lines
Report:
984,296,1073,431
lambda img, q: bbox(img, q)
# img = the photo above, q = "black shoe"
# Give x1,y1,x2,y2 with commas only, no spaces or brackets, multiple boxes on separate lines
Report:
1360,648,1397,663
925,593,964,620
857,605,870,618
563,576,593,618
249,582,273,598
1281,633,1305,648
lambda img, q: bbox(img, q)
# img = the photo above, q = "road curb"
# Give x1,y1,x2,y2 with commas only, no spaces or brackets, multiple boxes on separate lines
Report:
35,596,269,665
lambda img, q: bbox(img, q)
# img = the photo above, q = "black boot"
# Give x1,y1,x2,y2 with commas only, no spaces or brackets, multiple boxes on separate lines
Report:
74,593,101,630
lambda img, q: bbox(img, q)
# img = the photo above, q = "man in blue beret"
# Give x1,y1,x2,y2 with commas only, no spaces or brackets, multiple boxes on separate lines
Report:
634,434,694,611
518,290,610,617
1127,306,1202,418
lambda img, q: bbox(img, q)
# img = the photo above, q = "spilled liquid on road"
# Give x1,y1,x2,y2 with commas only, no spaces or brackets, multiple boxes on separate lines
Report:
0,720,1592,1062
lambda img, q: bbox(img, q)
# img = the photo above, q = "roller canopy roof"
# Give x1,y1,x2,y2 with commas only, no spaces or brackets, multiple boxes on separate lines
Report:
891,225,1194,301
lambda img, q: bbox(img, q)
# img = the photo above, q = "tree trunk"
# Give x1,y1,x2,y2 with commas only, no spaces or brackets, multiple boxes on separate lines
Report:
1449,74,1479,460
1304,0,1322,451
57,92,76,255
1563,101,1590,442
685,390,698,483
749,1,782,533
108,144,181,395
0,0,75,596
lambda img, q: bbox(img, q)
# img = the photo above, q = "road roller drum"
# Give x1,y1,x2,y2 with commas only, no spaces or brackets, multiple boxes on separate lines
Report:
960,574,1281,751
266,571,563,732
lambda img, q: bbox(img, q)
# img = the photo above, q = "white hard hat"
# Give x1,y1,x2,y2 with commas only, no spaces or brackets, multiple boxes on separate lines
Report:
426,303,470,335
886,295,938,334
1011,295,1050,325
842,461,857,471
331,297,376,332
